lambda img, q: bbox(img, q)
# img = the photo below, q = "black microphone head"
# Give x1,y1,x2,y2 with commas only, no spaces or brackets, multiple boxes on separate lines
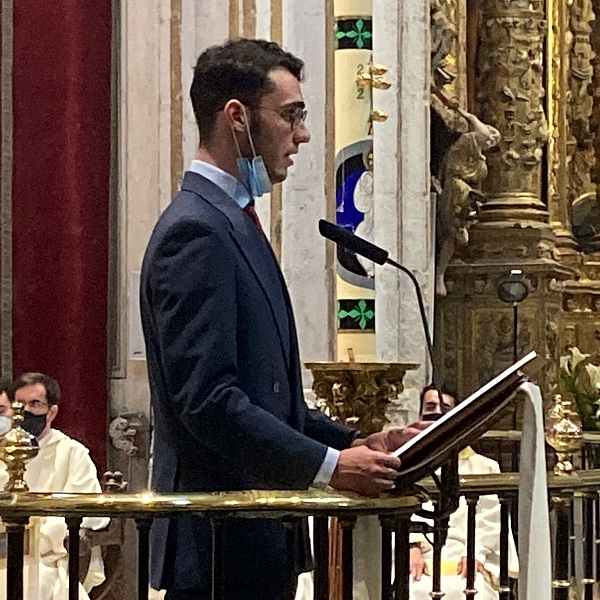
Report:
318,220,389,265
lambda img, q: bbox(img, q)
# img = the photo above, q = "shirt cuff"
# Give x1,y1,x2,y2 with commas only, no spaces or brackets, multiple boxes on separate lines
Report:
312,447,340,489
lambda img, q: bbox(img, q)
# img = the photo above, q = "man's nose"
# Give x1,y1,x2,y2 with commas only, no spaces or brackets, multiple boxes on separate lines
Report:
294,121,311,144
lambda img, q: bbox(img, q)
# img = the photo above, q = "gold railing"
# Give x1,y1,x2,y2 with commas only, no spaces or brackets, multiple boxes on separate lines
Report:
0,488,425,600
3,472,600,600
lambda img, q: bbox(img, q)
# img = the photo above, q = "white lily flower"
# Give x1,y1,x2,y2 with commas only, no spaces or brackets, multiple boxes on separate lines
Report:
571,347,591,370
560,354,571,375
586,364,600,390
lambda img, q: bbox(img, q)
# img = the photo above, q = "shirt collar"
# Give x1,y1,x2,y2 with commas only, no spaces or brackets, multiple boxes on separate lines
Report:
189,160,252,209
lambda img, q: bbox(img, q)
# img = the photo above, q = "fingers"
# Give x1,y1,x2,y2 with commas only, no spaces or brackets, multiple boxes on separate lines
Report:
423,562,430,576
373,452,401,470
412,421,435,430
410,563,423,582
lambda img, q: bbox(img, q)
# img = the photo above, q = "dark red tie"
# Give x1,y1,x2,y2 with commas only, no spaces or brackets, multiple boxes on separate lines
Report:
243,203,266,238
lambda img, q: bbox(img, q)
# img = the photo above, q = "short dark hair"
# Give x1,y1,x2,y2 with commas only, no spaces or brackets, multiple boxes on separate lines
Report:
191,38,304,143
8,373,61,406
419,384,456,414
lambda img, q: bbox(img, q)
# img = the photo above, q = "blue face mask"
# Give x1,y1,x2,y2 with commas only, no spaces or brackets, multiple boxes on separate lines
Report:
236,156,273,198
232,107,273,198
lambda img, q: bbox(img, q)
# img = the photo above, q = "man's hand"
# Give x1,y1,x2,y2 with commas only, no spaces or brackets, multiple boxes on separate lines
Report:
410,546,429,581
329,445,401,497
353,422,433,453
457,557,487,578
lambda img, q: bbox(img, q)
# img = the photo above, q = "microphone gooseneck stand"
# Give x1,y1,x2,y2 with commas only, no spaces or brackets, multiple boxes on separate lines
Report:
318,220,461,598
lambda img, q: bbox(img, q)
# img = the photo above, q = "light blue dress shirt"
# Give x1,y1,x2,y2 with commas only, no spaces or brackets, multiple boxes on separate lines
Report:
187,161,340,489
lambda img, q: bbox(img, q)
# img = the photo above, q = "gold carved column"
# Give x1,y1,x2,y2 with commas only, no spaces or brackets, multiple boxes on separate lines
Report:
560,0,600,358
547,0,581,264
435,0,572,416
475,0,548,226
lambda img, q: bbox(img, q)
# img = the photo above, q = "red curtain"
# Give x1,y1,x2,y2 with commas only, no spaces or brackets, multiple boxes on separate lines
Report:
11,0,112,471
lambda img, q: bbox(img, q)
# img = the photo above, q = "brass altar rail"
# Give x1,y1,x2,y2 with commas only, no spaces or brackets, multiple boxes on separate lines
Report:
482,429,600,444
0,488,424,518
0,489,425,600
415,468,600,495
4,477,600,600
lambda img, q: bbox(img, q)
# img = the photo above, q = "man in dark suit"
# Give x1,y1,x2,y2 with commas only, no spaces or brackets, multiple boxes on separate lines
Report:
141,38,428,600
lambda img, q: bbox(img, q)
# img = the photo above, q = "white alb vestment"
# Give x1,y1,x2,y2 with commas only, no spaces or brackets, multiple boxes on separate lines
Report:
410,448,518,600
0,428,109,600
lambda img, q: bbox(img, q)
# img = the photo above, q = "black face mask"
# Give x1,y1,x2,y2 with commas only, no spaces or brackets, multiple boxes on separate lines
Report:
21,411,47,437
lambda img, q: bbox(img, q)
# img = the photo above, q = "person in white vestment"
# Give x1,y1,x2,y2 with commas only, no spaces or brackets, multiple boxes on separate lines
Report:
409,386,518,600
0,373,109,600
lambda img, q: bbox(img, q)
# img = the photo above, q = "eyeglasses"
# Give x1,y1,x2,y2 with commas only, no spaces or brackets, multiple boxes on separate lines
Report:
21,400,49,411
251,105,308,131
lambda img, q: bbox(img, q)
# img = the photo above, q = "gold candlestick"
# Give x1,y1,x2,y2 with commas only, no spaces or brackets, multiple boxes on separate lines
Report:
1,401,39,491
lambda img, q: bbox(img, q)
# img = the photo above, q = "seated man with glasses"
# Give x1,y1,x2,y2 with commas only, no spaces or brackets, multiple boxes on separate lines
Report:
0,372,109,600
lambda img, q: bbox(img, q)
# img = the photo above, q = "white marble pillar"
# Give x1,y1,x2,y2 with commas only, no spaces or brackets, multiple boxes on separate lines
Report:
180,0,230,174
110,0,173,419
373,0,432,411
282,0,337,374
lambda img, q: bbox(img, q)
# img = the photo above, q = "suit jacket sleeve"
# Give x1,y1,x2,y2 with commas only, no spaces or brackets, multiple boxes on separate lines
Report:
302,408,357,450
148,220,329,489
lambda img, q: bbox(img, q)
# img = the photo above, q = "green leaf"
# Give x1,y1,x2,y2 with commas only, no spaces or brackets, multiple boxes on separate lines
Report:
363,32,372,39
338,310,350,319
356,19,364,31
359,317,367,329
358,299,367,311
348,309,361,318
336,31,346,39
346,31,358,38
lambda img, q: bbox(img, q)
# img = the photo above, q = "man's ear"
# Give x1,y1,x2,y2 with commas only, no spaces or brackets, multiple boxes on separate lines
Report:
47,404,58,424
223,99,247,133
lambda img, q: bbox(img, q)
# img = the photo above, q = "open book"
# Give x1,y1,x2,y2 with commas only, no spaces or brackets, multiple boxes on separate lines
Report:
394,350,540,486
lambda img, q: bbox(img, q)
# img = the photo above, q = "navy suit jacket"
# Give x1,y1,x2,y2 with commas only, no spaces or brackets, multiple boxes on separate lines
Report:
140,172,356,593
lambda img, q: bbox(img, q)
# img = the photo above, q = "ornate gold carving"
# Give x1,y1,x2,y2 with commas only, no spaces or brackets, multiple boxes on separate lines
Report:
568,0,595,204
465,226,560,263
305,363,418,435
545,0,579,261
430,0,465,126
474,311,533,387
435,114,501,296
476,0,549,222
589,0,600,186
546,394,584,475
1,401,38,492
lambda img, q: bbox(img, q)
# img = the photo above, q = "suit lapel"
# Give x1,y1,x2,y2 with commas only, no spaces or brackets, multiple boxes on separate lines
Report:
181,172,292,370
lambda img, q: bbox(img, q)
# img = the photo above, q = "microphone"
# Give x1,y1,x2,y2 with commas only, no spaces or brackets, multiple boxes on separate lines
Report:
318,219,438,391
319,221,460,512
318,220,389,265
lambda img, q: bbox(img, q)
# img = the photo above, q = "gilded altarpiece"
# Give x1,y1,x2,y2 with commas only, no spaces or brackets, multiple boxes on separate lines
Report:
432,0,578,418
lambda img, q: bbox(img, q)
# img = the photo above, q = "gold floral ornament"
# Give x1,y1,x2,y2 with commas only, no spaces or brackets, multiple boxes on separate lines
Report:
560,347,600,431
